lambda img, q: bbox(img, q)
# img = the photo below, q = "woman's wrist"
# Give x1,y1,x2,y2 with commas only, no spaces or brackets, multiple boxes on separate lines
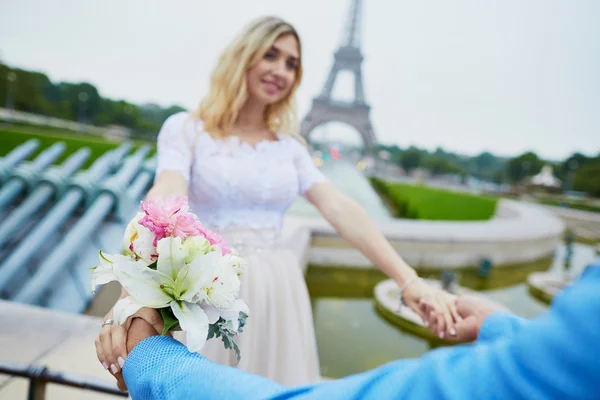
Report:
392,261,419,286
398,276,424,305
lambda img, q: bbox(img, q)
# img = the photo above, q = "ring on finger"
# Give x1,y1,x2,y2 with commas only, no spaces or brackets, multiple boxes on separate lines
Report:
102,319,114,327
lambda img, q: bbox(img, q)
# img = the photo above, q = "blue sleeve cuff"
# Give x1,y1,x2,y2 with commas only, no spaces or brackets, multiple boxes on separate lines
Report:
125,335,185,363
122,335,196,383
478,311,528,343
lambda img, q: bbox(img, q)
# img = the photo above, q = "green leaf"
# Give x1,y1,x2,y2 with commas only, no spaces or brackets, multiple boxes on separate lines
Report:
231,340,241,365
206,316,243,365
207,322,220,340
237,312,248,333
147,260,158,270
159,306,179,336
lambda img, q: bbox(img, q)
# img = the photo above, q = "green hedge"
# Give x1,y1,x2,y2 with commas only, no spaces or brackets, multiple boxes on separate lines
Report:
369,178,497,221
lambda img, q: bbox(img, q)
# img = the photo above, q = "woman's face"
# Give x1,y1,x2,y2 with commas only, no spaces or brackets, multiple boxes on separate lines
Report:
246,33,300,106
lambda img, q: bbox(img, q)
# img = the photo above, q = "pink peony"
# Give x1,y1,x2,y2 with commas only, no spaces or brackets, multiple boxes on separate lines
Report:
138,195,231,254
139,195,201,246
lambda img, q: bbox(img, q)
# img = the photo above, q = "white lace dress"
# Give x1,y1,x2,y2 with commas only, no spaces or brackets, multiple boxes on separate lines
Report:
154,112,327,386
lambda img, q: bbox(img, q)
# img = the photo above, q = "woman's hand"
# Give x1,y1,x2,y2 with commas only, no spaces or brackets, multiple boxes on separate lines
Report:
94,306,163,391
402,280,461,339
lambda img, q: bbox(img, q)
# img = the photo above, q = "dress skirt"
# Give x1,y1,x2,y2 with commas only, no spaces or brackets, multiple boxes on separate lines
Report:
191,226,321,386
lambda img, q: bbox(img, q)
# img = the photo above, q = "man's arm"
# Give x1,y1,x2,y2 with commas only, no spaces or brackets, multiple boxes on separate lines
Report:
123,266,600,399
124,335,288,399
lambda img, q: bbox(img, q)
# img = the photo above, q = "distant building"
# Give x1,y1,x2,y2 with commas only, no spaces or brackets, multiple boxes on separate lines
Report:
530,165,561,188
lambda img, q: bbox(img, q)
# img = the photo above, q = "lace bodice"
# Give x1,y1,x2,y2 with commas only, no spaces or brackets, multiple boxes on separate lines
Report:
154,112,327,232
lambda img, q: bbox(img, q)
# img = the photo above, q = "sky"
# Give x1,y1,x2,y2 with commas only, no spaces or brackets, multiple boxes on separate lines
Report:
1,0,599,160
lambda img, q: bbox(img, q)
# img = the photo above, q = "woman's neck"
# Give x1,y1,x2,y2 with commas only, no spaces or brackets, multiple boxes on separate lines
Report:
233,99,267,133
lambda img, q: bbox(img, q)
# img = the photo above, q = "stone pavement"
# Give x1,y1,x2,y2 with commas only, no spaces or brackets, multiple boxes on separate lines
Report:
0,300,122,399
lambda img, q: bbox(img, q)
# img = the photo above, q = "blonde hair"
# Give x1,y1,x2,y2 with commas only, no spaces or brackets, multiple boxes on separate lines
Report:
194,16,304,142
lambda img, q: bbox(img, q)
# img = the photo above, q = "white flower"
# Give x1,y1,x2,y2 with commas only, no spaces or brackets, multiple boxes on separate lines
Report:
96,236,222,352
222,253,248,277
123,212,157,264
204,256,242,309
91,250,149,294
181,235,214,263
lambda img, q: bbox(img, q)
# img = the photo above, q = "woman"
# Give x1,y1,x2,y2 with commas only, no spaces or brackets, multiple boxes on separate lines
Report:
95,15,459,387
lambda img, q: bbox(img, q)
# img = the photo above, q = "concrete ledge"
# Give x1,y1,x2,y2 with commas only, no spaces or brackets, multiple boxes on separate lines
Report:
526,271,573,306
542,205,600,243
543,205,600,223
284,199,565,271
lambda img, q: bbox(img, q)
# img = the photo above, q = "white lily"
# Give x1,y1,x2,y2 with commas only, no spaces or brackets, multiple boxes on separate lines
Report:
221,252,248,277
123,211,157,264
99,236,222,352
91,250,149,294
204,255,243,309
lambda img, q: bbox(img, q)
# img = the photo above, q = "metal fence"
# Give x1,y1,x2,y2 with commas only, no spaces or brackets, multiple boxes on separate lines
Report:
0,359,127,399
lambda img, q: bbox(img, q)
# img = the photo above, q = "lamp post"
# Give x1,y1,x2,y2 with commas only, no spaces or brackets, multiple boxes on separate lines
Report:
566,160,579,194
563,229,575,279
379,150,390,178
77,92,88,133
6,71,17,111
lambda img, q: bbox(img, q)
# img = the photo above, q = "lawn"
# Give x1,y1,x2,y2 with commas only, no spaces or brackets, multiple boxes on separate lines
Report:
0,124,155,170
370,177,497,221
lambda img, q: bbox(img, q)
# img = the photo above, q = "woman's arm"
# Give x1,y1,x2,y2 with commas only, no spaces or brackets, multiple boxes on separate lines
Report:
96,111,196,384
306,182,417,285
306,182,459,337
145,170,188,200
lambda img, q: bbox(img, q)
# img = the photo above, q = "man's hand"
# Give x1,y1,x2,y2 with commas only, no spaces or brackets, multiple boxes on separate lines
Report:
113,318,161,392
446,295,499,343
126,318,161,353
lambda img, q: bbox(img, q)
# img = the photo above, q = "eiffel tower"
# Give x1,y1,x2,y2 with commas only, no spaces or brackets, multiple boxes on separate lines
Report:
300,0,377,150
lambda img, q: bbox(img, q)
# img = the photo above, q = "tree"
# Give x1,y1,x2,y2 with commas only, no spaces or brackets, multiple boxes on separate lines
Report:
472,152,496,171
556,153,591,182
424,157,465,176
58,82,102,123
506,152,544,183
0,62,186,140
573,159,600,197
399,147,427,171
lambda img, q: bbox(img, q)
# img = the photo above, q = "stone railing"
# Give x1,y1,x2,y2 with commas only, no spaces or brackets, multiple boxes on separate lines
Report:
0,107,130,139
282,199,565,272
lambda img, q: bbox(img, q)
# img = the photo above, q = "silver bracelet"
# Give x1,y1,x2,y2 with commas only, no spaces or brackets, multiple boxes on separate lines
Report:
398,277,424,308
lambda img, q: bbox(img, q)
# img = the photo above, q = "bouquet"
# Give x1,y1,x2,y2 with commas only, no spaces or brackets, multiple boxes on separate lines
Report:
91,195,249,362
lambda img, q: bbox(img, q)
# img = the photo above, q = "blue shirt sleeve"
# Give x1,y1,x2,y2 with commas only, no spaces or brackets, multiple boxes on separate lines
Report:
123,335,286,399
477,311,528,343
123,266,600,400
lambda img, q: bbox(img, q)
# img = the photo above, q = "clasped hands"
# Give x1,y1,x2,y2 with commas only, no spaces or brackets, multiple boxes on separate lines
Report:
401,278,497,341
